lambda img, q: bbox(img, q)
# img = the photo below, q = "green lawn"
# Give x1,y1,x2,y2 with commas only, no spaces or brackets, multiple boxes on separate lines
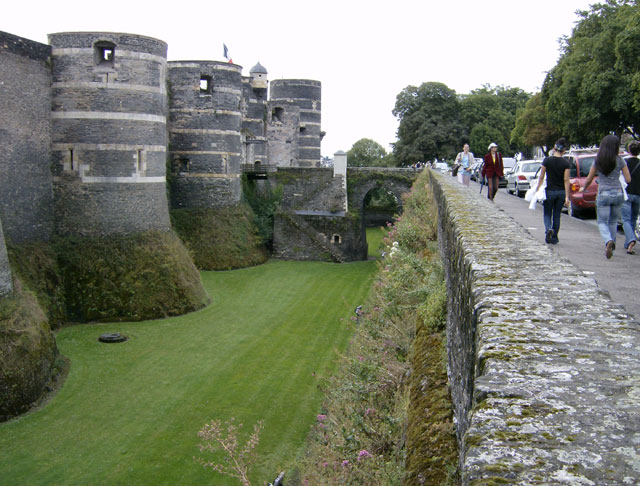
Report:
366,226,387,259
0,260,376,486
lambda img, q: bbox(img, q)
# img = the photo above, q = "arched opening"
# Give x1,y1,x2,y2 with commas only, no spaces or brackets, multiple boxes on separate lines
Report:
362,185,400,259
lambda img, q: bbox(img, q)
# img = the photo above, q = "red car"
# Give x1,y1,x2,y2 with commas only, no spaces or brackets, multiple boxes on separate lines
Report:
565,149,628,217
565,150,598,217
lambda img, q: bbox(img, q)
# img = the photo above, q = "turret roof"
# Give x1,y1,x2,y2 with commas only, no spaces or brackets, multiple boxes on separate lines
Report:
250,61,268,74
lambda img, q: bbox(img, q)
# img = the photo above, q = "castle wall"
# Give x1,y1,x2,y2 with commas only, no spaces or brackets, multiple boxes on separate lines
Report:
241,78,268,165
49,32,170,237
0,219,12,297
270,79,322,167
266,101,300,167
0,31,54,243
168,61,243,208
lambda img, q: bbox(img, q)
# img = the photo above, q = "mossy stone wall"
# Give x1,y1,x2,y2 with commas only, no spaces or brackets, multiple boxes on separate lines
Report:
0,278,58,421
429,171,640,484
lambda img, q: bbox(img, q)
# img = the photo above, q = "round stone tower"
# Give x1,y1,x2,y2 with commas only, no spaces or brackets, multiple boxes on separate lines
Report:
269,79,322,167
168,61,243,208
48,32,170,237
241,62,269,166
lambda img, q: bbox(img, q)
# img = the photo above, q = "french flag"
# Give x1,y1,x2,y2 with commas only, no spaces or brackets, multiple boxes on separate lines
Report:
223,43,233,64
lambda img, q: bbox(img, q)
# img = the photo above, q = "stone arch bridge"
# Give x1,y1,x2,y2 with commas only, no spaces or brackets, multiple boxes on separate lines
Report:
271,166,422,262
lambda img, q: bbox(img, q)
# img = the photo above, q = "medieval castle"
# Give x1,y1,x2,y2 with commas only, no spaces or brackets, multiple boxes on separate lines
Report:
0,30,333,295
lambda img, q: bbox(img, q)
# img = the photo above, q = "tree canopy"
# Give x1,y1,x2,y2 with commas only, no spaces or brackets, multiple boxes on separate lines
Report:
391,82,464,165
510,92,561,156
346,138,388,167
460,85,529,157
391,82,528,164
541,0,640,144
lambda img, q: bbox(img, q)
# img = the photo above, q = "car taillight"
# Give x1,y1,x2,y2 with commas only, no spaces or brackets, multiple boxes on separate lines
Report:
517,175,527,181
570,182,580,192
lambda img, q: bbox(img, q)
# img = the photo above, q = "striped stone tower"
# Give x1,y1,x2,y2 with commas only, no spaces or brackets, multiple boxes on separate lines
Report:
269,79,322,167
168,61,244,208
48,32,170,236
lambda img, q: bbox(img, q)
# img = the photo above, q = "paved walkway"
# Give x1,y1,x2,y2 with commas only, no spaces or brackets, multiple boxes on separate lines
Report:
467,179,640,319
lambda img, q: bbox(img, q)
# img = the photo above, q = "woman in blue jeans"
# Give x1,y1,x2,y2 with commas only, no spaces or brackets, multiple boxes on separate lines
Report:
534,138,570,244
581,135,631,259
622,141,640,254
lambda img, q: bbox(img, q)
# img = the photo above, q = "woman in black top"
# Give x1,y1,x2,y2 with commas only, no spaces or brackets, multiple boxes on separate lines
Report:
534,138,571,244
622,140,640,254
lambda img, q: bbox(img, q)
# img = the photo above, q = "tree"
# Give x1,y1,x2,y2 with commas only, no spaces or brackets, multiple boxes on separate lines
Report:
459,85,530,157
542,0,640,144
510,92,561,156
392,82,464,165
347,138,388,167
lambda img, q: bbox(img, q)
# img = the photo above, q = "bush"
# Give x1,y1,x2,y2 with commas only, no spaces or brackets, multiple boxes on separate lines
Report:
171,205,268,270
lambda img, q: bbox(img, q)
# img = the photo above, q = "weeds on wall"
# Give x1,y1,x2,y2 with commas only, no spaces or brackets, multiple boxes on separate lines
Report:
0,277,58,420
7,242,66,328
54,230,209,322
296,171,458,485
171,204,268,270
242,176,283,249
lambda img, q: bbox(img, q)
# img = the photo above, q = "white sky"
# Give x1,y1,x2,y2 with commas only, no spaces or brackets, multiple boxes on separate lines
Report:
2,0,594,157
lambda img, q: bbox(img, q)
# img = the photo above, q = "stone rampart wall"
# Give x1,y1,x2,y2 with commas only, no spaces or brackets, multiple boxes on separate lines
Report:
0,219,12,297
0,31,54,243
429,171,640,484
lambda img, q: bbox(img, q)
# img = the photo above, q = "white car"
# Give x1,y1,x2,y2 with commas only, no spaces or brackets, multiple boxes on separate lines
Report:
434,162,449,173
506,160,542,197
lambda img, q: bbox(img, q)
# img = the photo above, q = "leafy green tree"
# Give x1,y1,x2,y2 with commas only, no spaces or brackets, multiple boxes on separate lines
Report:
392,82,464,165
542,0,640,144
459,85,530,156
469,124,505,158
346,138,388,167
511,92,561,156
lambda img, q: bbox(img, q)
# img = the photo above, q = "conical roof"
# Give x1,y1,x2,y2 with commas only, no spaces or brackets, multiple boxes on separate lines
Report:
250,61,268,74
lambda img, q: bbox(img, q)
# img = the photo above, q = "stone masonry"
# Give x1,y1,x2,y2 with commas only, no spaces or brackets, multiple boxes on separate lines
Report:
0,31,54,243
0,220,12,297
429,171,640,484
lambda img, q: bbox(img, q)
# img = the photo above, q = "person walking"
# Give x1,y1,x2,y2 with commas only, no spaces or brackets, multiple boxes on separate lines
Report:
455,143,474,187
580,134,631,259
534,138,570,244
622,140,640,254
482,143,503,201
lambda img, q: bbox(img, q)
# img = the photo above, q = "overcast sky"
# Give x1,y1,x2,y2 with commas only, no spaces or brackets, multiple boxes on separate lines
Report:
3,0,594,157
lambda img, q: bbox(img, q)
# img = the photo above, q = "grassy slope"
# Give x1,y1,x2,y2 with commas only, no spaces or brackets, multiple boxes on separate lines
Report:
0,260,375,486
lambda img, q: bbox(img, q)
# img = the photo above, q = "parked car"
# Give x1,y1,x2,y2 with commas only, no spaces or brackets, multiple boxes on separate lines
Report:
506,160,542,197
499,157,517,187
468,162,480,181
434,162,449,173
564,150,599,217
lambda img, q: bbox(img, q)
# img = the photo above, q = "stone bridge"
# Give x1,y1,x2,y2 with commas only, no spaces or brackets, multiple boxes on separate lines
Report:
430,170,640,485
346,167,421,213
272,166,422,262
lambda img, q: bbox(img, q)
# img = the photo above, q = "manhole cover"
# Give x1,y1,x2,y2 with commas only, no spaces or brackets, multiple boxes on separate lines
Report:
98,333,128,343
